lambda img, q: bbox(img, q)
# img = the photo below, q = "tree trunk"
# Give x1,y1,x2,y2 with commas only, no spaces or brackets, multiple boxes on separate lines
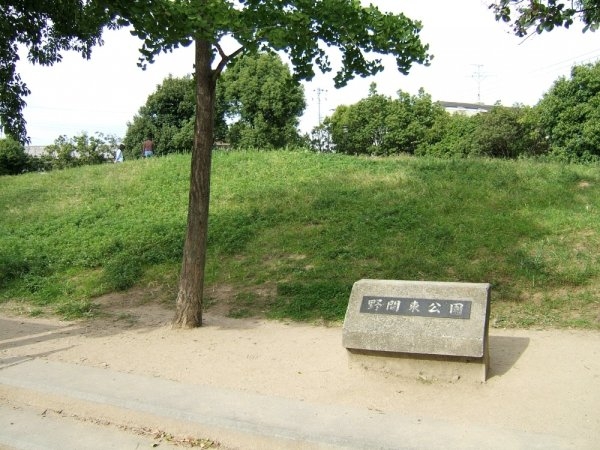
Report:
172,38,215,328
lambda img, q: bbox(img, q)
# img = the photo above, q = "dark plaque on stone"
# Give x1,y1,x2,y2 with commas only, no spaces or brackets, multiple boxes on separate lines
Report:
360,296,472,319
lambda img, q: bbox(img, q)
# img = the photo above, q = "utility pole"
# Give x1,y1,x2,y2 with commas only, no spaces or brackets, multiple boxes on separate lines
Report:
314,88,327,126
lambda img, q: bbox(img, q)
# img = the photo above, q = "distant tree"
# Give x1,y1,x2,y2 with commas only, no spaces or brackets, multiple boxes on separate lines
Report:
309,123,334,153
125,53,304,155
471,105,548,158
326,84,444,155
417,105,548,159
327,84,389,155
0,137,28,175
123,75,196,157
43,132,117,169
415,112,476,158
219,52,305,148
490,0,600,35
385,88,447,155
535,61,600,161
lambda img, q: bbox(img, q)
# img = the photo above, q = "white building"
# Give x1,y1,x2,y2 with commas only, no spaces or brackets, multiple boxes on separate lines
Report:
25,146,47,156
438,101,494,116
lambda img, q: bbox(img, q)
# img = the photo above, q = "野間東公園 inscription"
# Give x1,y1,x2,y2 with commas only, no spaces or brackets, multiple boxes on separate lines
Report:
360,295,472,319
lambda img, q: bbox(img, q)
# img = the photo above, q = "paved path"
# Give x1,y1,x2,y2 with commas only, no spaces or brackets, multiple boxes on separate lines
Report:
0,358,578,449
0,402,181,450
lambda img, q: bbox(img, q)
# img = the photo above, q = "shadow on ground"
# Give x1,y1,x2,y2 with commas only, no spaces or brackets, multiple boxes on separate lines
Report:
488,334,530,378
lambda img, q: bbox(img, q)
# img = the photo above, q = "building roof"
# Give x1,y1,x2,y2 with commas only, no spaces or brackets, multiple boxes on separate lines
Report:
438,101,494,114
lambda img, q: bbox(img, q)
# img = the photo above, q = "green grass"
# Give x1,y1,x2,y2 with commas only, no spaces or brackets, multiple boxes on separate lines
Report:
1,151,599,328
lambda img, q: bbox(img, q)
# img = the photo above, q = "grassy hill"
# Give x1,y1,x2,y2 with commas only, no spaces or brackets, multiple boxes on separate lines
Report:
1,151,599,328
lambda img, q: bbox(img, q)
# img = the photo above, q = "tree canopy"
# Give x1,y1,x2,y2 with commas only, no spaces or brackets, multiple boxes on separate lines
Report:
220,52,305,149
536,61,600,160
120,1,431,84
490,0,600,35
123,75,196,157
326,84,445,156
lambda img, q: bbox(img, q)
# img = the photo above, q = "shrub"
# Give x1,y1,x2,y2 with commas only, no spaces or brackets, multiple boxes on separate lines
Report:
471,105,549,158
43,132,116,169
327,85,447,156
0,137,28,175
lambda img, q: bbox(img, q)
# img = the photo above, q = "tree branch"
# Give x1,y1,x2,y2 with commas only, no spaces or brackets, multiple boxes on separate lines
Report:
212,44,245,82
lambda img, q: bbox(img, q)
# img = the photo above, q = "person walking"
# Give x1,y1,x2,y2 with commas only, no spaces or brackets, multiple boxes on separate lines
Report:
142,138,154,158
114,144,124,163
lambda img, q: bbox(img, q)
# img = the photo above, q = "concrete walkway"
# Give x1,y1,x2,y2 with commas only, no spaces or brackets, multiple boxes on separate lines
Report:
0,402,181,450
0,358,577,450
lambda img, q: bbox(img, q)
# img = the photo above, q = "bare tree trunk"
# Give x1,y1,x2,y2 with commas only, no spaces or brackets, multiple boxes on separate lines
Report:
173,38,215,328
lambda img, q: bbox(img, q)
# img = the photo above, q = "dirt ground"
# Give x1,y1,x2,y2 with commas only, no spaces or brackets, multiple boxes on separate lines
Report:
1,295,599,448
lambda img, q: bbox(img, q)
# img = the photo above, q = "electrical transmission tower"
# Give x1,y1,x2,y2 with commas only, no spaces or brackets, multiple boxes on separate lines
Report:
314,88,327,126
472,64,486,104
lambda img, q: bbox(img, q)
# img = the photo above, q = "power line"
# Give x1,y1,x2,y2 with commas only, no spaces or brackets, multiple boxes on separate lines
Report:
477,50,600,104
526,48,600,75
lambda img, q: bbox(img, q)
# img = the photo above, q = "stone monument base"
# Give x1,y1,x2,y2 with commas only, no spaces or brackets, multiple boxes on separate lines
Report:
343,279,491,383
347,348,488,383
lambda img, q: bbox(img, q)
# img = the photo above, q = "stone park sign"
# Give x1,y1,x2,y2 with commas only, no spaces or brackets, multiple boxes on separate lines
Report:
342,279,491,382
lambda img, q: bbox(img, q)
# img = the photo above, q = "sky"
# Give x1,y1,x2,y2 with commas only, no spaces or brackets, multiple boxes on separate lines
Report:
12,0,600,146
